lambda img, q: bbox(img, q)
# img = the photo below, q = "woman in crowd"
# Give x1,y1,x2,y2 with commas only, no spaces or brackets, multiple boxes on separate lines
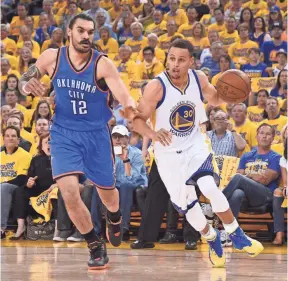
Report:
1,74,19,105
268,6,283,31
18,47,33,75
96,26,119,58
113,14,135,46
240,8,254,29
138,1,155,28
29,100,52,133
187,22,208,57
250,17,272,48
270,69,288,99
247,89,269,123
10,133,57,240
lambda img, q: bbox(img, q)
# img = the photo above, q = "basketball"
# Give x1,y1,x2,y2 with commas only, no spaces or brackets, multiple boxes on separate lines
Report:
216,69,251,104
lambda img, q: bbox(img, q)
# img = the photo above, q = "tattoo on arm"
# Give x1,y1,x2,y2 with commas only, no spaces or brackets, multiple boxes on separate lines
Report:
19,65,42,95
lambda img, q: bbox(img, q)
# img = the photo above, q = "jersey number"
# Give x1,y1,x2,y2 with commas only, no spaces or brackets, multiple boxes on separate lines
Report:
71,100,87,115
184,110,193,118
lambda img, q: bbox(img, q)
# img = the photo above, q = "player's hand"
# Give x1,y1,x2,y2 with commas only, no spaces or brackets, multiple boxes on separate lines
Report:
27,176,38,188
152,129,172,146
24,78,46,96
120,106,139,121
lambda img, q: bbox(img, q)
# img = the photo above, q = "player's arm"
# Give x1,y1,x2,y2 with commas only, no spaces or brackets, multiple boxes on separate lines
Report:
97,56,137,120
133,79,172,146
196,70,224,106
18,49,56,97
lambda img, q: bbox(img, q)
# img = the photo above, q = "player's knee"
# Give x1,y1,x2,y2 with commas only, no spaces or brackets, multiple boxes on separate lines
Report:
196,175,218,199
60,187,82,208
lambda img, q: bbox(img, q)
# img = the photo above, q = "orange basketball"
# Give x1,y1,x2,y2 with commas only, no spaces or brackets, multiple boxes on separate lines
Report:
216,69,251,104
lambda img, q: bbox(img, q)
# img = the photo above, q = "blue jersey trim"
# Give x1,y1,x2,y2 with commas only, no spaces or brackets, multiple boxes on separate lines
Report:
192,69,204,102
155,77,166,109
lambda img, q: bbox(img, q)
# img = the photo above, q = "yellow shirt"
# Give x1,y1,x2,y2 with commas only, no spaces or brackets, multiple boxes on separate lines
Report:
114,59,139,81
207,22,226,33
137,47,166,64
178,23,195,37
261,115,288,144
200,14,212,27
228,40,258,65
10,16,25,36
271,143,284,155
211,72,222,86
1,70,21,82
163,10,188,27
180,0,192,9
0,147,32,183
219,30,239,49
21,128,34,144
108,7,122,21
53,1,67,14
145,21,167,35
41,40,63,53
132,4,144,17
100,0,113,10
96,38,119,55
158,33,184,51
2,37,17,56
247,106,265,123
16,40,41,58
187,37,209,51
29,134,40,156
138,60,165,80
125,37,148,61
243,0,268,15
3,54,18,70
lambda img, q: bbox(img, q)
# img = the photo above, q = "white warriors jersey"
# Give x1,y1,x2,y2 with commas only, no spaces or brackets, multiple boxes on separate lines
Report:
152,69,207,153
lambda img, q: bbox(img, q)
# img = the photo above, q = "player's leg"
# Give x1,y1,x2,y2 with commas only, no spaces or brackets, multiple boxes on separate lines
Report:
196,174,264,257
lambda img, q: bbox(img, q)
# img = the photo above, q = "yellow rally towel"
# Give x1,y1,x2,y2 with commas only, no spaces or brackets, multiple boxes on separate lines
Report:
30,188,58,222
281,198,288,208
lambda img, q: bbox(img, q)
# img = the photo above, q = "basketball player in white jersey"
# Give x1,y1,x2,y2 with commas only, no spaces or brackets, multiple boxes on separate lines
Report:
132,39,264,267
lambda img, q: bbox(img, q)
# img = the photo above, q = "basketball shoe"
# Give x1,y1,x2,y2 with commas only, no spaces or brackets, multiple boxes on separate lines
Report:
229,227,264,257
207,230,226,268
105,212,123,247
88,241,109,270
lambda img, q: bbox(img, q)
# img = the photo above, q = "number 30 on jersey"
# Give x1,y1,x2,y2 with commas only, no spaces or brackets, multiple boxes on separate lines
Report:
71,100,87,115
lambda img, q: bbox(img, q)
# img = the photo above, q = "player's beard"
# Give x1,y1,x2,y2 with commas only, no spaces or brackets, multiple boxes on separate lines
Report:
71,35,92,54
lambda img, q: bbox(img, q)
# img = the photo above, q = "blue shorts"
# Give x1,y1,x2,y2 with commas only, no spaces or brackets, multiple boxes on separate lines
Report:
50,123,115,189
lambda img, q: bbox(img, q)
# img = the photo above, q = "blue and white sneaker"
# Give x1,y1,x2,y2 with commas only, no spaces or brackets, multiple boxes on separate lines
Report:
229,227,264,257
207,229,226,268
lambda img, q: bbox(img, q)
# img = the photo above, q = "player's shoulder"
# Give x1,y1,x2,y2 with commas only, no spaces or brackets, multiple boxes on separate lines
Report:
40,48,59,60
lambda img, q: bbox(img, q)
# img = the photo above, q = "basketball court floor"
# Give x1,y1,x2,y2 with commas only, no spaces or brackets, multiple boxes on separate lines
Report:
1,240,287,281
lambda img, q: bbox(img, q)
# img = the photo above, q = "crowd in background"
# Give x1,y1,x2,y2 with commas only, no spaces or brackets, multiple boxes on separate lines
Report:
0,0,287,247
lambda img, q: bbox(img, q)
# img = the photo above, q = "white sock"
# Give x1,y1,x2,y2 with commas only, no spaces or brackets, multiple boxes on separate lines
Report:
201,224,217,241
223,219,239,235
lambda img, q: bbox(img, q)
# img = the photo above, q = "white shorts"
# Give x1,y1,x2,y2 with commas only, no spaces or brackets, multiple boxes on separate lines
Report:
155,138,216,214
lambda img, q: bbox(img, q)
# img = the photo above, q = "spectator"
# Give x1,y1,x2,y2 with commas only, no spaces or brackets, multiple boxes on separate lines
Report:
17,26,41,57
1,116,32,152
231,103,258,153
0,126,32,240
10,3,29,36
96,26,119,57
9,133,57,240
125,22,148,61
155,0,170,14
262,97,288,144
268,6,283,31
261,22,287,67
219,16,239,50
132,0,144,18
18,47,33,75
207,7,225,33
224,0,243,21
192,0,210,21
223,124,281,221
112,100,125,126
158,20,184,51
200,30,219,64
34,13,56,45
29,100,52,133
145,10,167,36
228,23,258,66
113,14,134,46
84,0,111,23
1,58,20,83
137,46,164,80
0,43,17,71
205,106,222,131
269,49,287,77
137,33,166,64
200,67,213,82
60,2,80,39
41,28,64,53
250,17,272,48
0,105,11,133
1,24,17,56
127,119,143,150
187,22,209,55
211,54,231,86
178,5,198,37
3,74,19,93
242,0,268,16
40,0,57,27
247,89,269,123
24,16,35,38
4,89,26,117
163,0,188,27
239,8,254,27
108,0,122,23
207,110,246,156
93,11,116,42
138,1,155,28
200,0,220,27
272,135,287,245
270,69,287,98
241,48,268,78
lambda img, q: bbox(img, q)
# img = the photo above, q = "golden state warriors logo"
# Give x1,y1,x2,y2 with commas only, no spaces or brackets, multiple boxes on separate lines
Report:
169,101,195,137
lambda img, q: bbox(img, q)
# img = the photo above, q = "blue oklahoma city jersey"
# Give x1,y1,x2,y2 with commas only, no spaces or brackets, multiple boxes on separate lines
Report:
52,47,112,131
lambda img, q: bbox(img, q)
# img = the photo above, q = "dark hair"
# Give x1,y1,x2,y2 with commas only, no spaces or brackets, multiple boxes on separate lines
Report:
143,46,155,55
269,10,283,30
240,8,254,27
206,107,223,131
248,47,261,55
275,69,287,89
48,43,60,49
28,58,37,67
219,54,231,63
253,16,266,33
284,138,287,160
30,100,52,127
214,7,224,15
68,13,96,30
168,39,194,57
17,3,28,11
257,89,269,98
3,74,19,91
3,125,20,138
5,88,18,96
7,109,24,122
186,4,198,12
142,0,154,17
37,132,50,155
262,97,279,118
7,115,22,125
257,123,276,136
237,22,250,32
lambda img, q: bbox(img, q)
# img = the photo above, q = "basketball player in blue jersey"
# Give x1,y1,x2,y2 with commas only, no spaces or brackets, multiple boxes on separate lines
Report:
132,39,264,268
18,14,137,270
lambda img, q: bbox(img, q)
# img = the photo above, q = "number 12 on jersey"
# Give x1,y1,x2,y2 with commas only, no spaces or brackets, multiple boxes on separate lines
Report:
71,100,87,115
